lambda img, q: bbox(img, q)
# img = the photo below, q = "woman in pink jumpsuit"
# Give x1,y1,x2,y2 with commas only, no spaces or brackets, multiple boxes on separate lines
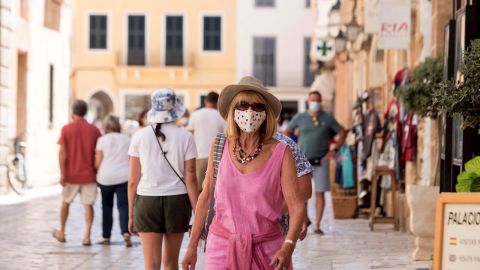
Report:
183,76,306,270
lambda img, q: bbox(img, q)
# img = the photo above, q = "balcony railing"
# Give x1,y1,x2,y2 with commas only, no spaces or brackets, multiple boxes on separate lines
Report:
114,51,195,82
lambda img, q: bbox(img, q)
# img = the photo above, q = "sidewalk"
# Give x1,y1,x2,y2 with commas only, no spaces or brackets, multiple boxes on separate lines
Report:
0,190,431,270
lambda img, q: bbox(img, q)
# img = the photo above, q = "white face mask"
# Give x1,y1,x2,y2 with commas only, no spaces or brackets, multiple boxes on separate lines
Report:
234,109,266,133
309,101,321,113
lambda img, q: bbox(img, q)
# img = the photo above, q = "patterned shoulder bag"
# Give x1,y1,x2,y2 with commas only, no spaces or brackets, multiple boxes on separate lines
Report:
200,132,226,242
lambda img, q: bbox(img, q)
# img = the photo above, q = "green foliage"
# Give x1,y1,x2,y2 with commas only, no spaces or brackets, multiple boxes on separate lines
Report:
438,39,480,128
398,56,444,117
456,156,480,192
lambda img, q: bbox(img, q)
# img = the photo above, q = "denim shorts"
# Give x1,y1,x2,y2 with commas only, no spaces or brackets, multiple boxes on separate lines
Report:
312,163,330,192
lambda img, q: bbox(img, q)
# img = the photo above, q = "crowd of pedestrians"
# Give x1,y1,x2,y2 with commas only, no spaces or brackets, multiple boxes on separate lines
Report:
52,76,344,270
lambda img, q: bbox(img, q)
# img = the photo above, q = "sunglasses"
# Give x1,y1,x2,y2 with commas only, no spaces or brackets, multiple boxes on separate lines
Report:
235,101,266,112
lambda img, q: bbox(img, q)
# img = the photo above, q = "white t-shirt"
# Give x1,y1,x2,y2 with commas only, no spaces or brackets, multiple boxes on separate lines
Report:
187,107,225,158
128,123,197,196
96,133,130,185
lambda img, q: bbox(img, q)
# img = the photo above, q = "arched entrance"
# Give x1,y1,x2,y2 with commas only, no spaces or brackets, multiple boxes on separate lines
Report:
87,91,114,126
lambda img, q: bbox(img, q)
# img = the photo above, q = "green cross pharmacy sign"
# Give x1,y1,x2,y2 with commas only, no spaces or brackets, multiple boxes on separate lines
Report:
315,39,335,62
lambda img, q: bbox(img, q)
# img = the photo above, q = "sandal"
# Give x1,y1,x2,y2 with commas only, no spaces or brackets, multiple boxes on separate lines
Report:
123,233,132,248
82,239,92,246
52,230,66,243
313,229,324,235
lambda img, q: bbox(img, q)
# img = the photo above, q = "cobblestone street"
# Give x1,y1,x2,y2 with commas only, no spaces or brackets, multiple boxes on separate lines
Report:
0,189,432,270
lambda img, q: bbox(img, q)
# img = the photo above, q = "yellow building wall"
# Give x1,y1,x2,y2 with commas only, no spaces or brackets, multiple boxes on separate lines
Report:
71,0,236,119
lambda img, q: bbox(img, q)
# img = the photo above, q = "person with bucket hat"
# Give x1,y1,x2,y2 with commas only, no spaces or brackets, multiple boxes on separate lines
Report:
128,89,199,269
182,76,305,270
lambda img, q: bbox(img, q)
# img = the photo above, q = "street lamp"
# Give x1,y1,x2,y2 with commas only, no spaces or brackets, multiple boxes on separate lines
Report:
346,15,361,42
345,0,362,42
334,30,347,53
328,0,341,37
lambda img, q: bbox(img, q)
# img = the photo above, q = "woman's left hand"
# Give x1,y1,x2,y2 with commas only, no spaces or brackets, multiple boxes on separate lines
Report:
270,244,294,270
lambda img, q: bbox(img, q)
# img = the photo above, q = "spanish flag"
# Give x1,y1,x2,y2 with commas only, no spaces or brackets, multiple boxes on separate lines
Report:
449,237,457,246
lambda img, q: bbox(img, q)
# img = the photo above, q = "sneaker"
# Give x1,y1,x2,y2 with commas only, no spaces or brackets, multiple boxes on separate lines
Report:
123,233,132,247
96,238,110,245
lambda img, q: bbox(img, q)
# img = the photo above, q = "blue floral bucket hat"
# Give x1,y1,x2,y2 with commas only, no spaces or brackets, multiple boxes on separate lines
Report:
147,88,186,123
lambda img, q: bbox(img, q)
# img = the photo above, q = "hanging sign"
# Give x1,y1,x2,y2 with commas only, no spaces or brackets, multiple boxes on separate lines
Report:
377,0,411,49
315,39,335,62
433,193,480,270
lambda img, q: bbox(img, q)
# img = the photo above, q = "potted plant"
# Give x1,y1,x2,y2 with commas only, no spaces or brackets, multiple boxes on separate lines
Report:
456,156,480,192
438,39,480,129
397,56,443,260
398,56,444,118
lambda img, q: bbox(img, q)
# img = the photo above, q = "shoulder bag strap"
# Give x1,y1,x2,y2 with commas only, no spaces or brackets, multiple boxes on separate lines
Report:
212,132,226,186
201,133,226,244
151,125,186,186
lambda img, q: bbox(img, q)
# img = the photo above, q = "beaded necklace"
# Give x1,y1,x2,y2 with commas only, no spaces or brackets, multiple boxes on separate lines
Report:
233,136,264,164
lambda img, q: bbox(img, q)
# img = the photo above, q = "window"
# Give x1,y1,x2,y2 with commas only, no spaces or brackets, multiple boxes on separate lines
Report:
44,0,62,31
304,37,314,86
48,64,54,125
89,15,107,50
203,16,221,51
199,95,207,108
127,15,146,66
125,94,150,121
166,16,183,66
256,0,275,7
253,37,276,86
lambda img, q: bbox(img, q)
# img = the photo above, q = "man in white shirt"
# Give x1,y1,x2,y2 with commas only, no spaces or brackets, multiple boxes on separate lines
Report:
187,92,226,191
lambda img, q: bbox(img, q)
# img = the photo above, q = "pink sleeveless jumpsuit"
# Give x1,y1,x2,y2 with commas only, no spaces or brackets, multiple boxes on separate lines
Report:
204,140,292,270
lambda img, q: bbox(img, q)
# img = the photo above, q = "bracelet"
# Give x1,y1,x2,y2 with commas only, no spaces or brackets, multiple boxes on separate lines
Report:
284,239,296,246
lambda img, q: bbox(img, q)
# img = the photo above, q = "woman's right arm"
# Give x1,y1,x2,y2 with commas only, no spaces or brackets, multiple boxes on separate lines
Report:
128,156,141,236
94,150,103,170
182,140,216,270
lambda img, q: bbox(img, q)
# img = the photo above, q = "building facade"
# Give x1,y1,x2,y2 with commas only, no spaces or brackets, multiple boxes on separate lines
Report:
71,0,237,124
0,0,71,189
323,0,458,261
236,0,315,123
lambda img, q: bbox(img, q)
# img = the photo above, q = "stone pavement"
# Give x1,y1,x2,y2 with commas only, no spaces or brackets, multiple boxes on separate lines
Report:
0,191,432,270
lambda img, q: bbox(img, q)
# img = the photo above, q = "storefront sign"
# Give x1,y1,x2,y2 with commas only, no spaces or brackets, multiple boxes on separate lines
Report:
433,193,480,270
377,0,411,49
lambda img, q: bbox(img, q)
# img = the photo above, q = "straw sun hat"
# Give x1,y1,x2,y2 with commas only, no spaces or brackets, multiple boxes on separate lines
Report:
218,76,282,119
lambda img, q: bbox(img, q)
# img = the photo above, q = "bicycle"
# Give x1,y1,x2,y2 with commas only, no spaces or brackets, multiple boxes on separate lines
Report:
0,139,27,195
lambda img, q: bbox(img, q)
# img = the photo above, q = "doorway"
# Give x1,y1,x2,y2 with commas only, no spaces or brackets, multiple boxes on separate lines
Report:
87,91,113,127
16,53,28,139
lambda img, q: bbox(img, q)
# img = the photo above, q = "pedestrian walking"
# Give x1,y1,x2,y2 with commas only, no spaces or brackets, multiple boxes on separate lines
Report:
52,100,101,246
187,91,226,192
182,76,306,270
128,89,199,270
95,115,132,247
285,91,346,235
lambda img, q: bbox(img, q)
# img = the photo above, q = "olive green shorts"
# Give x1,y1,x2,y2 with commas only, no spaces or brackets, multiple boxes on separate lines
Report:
134,194,191,234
